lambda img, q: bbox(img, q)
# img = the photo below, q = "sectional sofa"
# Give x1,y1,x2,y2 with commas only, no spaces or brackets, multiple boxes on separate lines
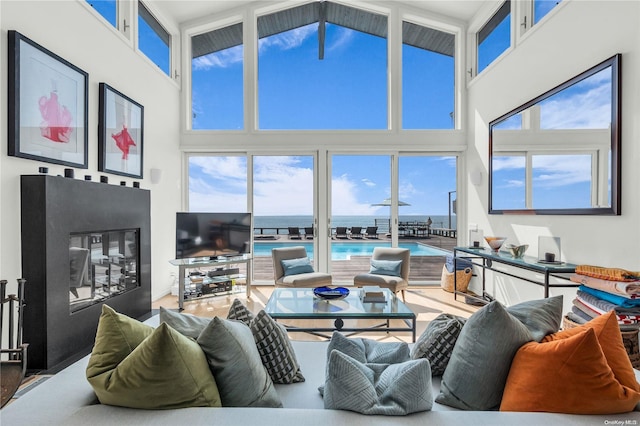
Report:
3,311,639,426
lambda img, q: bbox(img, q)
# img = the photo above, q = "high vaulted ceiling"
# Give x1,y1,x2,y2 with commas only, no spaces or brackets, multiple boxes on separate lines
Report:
152,0,486,27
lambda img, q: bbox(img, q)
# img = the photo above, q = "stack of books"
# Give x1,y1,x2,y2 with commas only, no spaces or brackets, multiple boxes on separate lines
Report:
360,286,386,303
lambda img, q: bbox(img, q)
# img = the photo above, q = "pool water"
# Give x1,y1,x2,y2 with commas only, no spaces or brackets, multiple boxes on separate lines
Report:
253,241,450,260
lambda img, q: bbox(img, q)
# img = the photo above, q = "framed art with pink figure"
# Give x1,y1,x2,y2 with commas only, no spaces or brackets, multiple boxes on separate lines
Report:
98,83,144,179
8,30,88,168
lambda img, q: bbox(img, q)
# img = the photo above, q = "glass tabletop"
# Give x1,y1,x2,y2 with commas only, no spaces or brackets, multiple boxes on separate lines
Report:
264,288,415,319
454,247,577,273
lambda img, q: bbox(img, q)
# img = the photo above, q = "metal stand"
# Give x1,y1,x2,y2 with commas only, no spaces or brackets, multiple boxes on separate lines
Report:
1,278,28,408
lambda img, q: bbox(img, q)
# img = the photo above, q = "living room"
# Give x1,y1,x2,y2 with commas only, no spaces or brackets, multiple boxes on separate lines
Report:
1,0,640,422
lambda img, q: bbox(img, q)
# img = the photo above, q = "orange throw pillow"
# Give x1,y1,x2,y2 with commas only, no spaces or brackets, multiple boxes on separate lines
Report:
542,311,639,391
501,328,640,414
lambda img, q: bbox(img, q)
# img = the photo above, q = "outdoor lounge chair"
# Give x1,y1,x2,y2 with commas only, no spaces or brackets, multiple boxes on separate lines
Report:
350,226,363,238
335,227,349,239
353,247,410,302
272,246,332,288
365,226,378,238
288,227,302,239
304,227,314,239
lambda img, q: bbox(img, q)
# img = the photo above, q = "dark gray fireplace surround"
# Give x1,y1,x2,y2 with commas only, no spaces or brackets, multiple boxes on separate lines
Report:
20,175,152,372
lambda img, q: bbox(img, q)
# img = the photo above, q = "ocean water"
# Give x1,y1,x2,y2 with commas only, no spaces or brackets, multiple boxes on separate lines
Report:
254,215,456,234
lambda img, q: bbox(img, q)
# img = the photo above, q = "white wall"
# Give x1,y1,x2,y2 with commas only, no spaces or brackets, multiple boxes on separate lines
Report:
465,0,640,310
0,1,182,302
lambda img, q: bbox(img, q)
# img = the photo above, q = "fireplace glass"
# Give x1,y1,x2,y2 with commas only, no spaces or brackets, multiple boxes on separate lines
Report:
69,229,139,313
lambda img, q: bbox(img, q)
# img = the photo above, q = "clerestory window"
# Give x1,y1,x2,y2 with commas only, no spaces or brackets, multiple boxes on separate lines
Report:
86,0,117,28
191,23,244,130
138,1,171,76
402,21,455,129
257,2,388,130
477,1,511,75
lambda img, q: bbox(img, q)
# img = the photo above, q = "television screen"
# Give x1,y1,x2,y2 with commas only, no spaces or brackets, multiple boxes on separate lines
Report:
176,212,251,260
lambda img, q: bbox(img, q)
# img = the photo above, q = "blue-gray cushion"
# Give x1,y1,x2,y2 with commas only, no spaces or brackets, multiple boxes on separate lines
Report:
196,317,282,407
281,257,314,276
369,259,403,277
410,313,466,376
435,301,533,410
323,350,433,415
159,306,210,339
506,295,563,342
327,331,410,364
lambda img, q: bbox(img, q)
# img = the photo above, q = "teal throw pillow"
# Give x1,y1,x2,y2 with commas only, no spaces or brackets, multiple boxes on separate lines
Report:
369,259,402,277
197,317,282,407
281,257,314,276
435,301,533,410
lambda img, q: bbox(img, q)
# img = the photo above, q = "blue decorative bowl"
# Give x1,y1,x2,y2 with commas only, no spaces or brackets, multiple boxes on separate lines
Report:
313,286,350,301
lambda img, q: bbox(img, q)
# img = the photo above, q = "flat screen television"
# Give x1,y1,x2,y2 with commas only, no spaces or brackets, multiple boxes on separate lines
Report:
176,212,252,260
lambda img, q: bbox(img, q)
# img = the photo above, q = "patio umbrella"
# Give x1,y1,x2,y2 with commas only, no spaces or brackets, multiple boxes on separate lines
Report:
371,198,411,207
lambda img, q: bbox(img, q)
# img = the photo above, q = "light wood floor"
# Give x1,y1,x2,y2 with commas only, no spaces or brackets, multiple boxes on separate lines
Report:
152,285,480,343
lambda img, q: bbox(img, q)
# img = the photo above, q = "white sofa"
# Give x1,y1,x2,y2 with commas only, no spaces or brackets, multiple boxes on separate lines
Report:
3,316,639,426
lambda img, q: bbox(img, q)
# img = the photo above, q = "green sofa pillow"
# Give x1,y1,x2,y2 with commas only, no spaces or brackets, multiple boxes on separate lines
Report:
506,295,563,342
86,305,221,409
197,317,282,407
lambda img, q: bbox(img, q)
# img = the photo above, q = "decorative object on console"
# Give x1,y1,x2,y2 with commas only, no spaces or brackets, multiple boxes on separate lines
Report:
484,236,506,252
468,228,483,248
64,168,74,178
538,236,562,264
98,83,144,178
506,244,528,259
8,30,88,169
313,286,349,301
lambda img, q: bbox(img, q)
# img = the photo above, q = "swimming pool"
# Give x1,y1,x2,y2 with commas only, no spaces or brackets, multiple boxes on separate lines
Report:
253,241,450,260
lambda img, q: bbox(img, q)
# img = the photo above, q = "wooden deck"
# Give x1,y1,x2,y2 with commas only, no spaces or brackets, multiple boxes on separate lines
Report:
252,234,457,284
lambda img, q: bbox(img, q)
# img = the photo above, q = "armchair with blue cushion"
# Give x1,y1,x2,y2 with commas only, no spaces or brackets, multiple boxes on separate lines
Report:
353,247,410,301
271,246,332,288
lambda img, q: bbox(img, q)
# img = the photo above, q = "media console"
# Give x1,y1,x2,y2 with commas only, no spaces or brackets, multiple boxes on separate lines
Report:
169,255,253,310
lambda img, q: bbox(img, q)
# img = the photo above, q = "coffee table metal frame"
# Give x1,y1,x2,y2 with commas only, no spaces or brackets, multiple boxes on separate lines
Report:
264,288,416,342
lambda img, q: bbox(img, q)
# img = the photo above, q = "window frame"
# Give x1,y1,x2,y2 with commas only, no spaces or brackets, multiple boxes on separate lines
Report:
475,0,512,76
137,0,173,77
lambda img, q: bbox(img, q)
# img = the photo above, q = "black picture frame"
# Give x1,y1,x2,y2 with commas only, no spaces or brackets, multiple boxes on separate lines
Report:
8,30,89,168
98,83,144,178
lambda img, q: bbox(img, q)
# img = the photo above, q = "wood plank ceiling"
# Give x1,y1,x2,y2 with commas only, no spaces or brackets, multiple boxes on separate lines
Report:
192,1,454,59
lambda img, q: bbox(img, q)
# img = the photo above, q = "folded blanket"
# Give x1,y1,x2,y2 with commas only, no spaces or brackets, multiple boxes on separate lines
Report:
575,291,640,319
570,274,640,299
579,285,640,308
575,265,640,282
568,308,590,324
573,298,639,325
445,254,473,273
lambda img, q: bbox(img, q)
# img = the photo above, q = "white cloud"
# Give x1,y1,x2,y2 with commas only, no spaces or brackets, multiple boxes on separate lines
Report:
361,178,376,187
532,155,592,187
258,24,316,53
193,45,243,70
326,26,355,53
331,174,380,215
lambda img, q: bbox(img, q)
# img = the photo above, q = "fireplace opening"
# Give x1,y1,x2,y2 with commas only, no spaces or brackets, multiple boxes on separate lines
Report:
69,229,139,313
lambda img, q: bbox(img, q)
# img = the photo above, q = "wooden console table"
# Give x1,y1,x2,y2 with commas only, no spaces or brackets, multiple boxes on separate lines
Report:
453,247,578,305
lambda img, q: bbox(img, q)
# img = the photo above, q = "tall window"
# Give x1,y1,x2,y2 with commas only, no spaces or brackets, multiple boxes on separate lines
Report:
138,1,170,76
402,22,455,129
191,24,244,130
477,1,510,74
86,0,117,28
534,0,562,25
257,2,387,130
187,156,248,212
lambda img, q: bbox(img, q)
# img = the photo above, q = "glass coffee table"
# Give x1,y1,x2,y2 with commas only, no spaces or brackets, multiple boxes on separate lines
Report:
264,288,416,342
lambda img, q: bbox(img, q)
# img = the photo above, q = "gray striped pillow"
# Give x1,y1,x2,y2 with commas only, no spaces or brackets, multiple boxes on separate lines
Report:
250,310,305,384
